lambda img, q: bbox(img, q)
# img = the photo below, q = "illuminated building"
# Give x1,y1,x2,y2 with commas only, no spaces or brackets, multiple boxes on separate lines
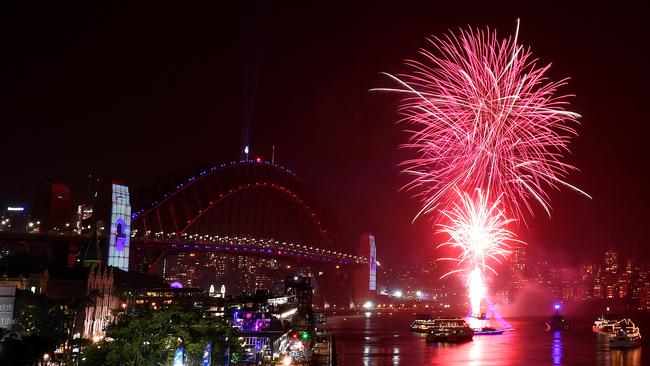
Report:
106,184,131,271
556,268,578,301
353,233,377,305
83,181,132,271
130,287,210,310
163,253,288,295
75,204,93,230
603,248,619,299
635,265,650,299
616,258,635,299
578,263,595,300
604,248,619,274
593,280,605,299
81,265,117,340
510,242,526,272
505,242,528,301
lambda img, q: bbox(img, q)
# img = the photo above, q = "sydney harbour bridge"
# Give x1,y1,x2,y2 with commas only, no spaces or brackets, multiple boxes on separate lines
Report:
0,160,372,302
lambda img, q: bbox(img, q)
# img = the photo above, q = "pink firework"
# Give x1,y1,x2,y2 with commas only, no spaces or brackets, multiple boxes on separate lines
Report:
376,20,589,220
436,188,521,317
436,188,519,278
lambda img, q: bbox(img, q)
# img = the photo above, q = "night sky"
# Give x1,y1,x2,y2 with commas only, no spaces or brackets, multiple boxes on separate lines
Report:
1,2,648,267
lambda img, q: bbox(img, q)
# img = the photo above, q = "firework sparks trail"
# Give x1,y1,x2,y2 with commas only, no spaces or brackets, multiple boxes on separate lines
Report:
436,188,521,316
375,20,590,221
467,267,486,318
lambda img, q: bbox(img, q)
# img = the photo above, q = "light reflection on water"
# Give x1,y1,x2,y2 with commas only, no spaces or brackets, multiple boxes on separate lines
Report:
328,313,645,365
552,331,562,365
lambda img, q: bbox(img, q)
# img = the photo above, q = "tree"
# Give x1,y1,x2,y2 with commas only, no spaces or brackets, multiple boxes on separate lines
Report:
80,308,239,365
0,289,72,365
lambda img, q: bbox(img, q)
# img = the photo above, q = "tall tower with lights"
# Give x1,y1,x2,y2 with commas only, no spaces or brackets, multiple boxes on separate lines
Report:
353,233,377,305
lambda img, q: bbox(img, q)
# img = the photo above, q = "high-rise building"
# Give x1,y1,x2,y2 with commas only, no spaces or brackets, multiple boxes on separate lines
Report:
603,248,619,298
510,242,526,272
635,263,650,299
604,248,619,274
578,263,595,300
31,181,72,232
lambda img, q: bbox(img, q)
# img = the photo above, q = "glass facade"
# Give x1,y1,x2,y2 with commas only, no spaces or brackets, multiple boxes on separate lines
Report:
108,184,131,271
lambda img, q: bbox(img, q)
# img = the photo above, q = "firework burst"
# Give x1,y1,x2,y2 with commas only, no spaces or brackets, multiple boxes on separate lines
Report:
376,20,589,220
436,188,521,316
378,20,588,319
437,188,519,277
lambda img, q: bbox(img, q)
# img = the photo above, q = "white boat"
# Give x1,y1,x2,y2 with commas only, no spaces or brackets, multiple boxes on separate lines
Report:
609,318,642,348
410,314,435,333
593,315,618,333
410,319,437,333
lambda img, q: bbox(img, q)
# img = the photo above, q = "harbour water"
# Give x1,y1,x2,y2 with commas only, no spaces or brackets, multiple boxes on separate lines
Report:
328,313,648,365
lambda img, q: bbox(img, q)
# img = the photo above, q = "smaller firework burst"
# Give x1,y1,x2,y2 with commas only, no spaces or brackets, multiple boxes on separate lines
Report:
436,188,521,316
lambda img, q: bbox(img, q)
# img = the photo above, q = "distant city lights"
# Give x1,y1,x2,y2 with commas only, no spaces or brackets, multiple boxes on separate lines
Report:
6,206,25,211
393,290,403,298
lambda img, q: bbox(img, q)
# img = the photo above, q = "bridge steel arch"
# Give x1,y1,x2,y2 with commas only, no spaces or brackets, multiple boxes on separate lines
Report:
130,161,357,270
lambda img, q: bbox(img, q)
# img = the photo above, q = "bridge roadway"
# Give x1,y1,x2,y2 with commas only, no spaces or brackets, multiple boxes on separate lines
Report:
135,234,366,266
0,231,366,267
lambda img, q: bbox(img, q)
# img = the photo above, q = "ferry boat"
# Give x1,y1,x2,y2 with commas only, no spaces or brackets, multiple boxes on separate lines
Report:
593,314,618,333
609,319,642,348
426,318,474,342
